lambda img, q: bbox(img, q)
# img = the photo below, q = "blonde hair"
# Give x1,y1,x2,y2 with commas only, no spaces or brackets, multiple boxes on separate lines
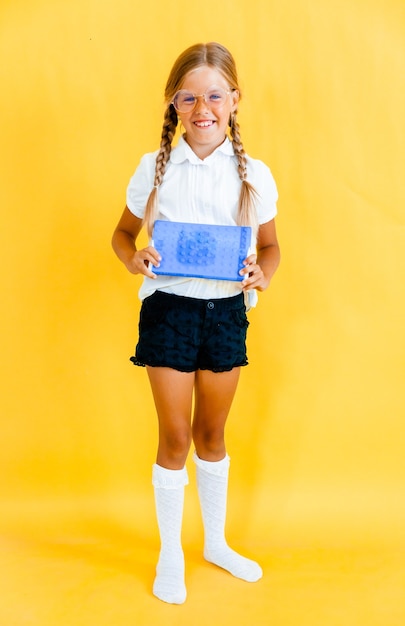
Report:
143,42,258,236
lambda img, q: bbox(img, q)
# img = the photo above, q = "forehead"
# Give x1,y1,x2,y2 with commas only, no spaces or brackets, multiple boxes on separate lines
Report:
180,65,228,91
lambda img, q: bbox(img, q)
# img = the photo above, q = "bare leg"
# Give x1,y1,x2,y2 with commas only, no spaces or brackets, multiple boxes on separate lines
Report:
192,368,240,461
146,366,195,468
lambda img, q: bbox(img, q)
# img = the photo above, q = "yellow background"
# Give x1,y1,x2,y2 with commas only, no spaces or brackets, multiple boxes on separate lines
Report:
1,0,404,624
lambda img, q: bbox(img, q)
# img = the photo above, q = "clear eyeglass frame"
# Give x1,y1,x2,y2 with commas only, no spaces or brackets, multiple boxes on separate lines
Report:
171,86,231,113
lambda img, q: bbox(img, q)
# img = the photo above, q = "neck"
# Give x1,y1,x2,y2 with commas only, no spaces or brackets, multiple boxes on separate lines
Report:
183,134,227,160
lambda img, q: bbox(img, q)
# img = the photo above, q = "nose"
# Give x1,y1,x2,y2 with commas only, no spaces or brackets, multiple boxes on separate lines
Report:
194,94,209,112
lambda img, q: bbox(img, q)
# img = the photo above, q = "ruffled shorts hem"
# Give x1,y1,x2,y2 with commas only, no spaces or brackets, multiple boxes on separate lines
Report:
129,355,248,373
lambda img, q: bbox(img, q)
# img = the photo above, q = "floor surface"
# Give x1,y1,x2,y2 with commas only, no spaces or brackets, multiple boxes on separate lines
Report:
1,497,404,626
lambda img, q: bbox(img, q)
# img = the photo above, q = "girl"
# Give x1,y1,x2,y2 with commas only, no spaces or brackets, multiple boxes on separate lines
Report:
112,42,280,604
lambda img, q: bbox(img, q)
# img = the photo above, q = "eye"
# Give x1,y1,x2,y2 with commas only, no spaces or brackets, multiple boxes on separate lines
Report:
207,89,226,103
179,92,196,104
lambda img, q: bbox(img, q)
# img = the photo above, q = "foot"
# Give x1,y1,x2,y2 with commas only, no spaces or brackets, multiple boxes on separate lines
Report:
153,549,187,604
204,544,262,582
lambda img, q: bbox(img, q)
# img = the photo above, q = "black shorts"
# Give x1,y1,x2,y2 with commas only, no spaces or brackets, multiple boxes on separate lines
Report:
130,290,249,373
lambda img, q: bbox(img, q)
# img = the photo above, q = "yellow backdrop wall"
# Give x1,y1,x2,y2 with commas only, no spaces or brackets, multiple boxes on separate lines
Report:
1,0,404,552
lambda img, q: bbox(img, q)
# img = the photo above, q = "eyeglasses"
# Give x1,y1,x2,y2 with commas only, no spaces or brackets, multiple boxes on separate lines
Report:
171,86,231,113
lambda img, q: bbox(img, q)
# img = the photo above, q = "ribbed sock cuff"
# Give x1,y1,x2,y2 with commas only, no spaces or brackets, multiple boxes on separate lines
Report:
192,451,230,477
152,464,189,489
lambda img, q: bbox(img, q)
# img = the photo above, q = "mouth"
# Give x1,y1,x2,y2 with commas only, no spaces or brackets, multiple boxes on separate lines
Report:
193,120,215,128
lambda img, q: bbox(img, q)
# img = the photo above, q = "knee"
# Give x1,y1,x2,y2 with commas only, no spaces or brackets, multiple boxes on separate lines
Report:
160,424,192,460
192,423,225,456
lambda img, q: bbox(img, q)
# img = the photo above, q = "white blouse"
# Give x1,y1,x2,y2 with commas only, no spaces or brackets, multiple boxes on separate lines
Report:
126,135,278,302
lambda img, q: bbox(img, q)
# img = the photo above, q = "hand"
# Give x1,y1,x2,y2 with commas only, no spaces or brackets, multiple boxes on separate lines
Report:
125,246,161,278
239,253,269,292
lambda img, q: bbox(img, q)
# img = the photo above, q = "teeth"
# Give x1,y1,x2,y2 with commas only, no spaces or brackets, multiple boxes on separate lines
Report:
195,121,213,127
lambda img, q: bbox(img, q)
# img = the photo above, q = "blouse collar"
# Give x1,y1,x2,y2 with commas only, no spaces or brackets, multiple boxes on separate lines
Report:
170,135,235,164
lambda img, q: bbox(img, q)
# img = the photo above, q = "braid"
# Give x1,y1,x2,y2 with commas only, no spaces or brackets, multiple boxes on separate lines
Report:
143,105,178,236
230,113,259,235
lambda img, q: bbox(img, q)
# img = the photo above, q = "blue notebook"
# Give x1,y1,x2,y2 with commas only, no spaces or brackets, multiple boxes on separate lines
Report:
152,221,251,281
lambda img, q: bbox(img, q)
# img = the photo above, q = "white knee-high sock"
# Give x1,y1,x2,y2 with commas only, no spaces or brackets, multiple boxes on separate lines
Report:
152,464,188,604
194,451,262,582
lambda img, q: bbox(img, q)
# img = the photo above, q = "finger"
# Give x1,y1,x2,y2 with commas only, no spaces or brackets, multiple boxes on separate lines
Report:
241,266,263,289
240,262,258,279
140,260,158,279
146,245,162,265
139,249,161,268
243,254,257,266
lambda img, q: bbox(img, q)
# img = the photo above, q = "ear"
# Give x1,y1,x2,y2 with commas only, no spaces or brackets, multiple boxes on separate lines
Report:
231,89,239,112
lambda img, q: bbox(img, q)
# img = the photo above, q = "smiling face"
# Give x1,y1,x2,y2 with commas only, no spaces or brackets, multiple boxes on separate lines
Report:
175,65,239,160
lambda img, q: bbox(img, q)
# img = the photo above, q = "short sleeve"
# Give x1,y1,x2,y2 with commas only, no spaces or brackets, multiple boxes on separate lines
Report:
126,151,157,219
246,157,278,225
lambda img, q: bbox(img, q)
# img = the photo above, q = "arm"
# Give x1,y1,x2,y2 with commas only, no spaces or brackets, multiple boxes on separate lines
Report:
239,218,280,292
111,206,161,278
